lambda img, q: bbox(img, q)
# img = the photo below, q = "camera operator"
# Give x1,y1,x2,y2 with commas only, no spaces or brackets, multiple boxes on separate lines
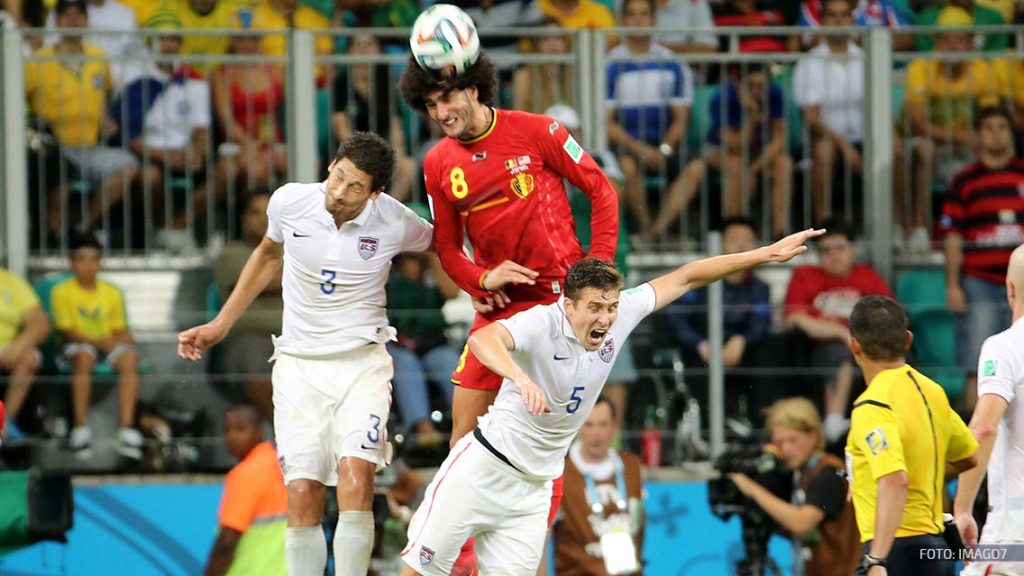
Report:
554,396,645,576
728,397,861,575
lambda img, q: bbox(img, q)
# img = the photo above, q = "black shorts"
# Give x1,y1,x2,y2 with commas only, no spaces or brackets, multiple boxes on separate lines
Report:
855,534,954,576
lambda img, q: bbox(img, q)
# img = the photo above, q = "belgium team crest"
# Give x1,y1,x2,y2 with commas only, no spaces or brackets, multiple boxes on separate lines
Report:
510,173,535,199
358,236,379,260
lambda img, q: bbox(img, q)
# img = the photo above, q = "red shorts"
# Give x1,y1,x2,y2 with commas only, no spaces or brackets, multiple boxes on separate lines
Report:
451,285,561,391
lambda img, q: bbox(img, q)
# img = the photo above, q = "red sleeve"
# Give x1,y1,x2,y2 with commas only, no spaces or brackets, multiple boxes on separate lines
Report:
426,151,490,298
868,268,894,298
784,266,815,317
536,116,619,263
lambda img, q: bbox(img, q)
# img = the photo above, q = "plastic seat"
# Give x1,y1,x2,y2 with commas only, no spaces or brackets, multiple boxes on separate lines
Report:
894,268,964,398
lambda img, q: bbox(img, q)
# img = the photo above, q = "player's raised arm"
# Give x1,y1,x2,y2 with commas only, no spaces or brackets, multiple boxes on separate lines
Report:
468,322,551,415
178,236,284,360
648,228,824,312
539,117,619,262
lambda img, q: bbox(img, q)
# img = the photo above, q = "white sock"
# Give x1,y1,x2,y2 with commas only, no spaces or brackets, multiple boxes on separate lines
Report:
333,510,374,576
286,526,327,576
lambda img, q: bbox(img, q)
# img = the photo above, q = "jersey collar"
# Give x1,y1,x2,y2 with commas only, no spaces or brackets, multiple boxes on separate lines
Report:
458,107,498,145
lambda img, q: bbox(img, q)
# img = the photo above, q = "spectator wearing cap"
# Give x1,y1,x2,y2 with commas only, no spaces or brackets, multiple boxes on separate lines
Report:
902,5,1010,250
109,10,212,254
27,0,141,243
916,0,1008,52
209,8,288,195
45,0,145,88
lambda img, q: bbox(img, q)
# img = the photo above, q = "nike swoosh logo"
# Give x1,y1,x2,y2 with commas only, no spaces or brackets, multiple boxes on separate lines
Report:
360,443,376,450
553,354,570,361
293,231,311,237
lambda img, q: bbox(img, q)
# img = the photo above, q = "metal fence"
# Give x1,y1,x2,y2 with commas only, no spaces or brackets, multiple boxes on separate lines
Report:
1,24,1022,463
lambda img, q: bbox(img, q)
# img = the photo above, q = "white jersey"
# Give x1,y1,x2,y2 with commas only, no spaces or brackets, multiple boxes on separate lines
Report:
977,316,1024,510
266,182,433,357
478,283,657,480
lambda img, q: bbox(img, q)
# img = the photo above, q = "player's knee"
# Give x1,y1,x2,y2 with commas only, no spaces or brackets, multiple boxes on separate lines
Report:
287,479,326,519
337,458,375,508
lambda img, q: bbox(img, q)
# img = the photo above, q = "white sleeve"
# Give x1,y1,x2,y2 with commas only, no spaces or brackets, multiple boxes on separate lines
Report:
691,0,718,47
792,59,820,108
266,186,286,243
399,205,433,252
497,305,551,356
190,81,212,130
616,283,657,335
977,336,1019,404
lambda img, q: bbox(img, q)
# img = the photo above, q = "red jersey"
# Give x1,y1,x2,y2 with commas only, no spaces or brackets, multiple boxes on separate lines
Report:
940,160,1024,284
783,264,893,325
424,108,619,302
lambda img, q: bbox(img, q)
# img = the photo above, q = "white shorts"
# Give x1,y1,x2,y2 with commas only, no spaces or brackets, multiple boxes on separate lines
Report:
57,342,135,371
272,343,393,486
400,433,551,576
961,509,1024,576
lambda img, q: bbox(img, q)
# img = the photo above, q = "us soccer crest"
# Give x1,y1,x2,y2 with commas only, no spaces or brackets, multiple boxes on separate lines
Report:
358,236,379,260
419,545,435,565
511,173,535,199
598,337,615,363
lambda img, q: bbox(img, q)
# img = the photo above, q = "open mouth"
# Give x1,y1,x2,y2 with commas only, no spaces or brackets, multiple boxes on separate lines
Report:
588,328,607,346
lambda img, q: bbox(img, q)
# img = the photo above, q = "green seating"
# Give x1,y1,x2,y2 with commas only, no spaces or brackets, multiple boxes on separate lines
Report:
894,268,965,398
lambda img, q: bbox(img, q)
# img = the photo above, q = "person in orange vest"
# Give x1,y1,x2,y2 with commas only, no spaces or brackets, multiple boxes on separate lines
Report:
204,405,287,576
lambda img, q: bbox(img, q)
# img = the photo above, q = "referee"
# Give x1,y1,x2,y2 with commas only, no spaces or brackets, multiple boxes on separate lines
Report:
845,295,979,575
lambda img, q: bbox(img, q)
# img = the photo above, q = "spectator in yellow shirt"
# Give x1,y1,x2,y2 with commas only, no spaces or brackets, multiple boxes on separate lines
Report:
540,0,615,28
902,6,1010,242
0,269,51,441
51,233,144,460
25,0,140,243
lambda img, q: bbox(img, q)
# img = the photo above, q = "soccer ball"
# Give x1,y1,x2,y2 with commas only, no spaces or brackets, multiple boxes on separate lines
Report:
409,4,481,78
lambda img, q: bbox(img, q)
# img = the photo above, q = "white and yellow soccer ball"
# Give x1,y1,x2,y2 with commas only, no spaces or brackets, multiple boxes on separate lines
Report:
409,4,481,78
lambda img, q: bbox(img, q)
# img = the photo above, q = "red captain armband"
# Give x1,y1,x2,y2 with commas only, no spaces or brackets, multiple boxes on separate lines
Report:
479,269,491,291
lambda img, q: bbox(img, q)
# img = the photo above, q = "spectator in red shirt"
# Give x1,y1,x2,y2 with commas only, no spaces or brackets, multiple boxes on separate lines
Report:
784,224,892,442
713,0,789,52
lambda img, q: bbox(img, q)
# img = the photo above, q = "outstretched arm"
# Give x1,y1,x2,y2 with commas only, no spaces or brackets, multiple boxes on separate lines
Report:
178,236,283,360
648,228,824,312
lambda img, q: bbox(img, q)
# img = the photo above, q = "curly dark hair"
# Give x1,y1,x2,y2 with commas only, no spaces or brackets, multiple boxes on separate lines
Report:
399,52,498,113
565,258,623,300
849,295,910,362
334,132,396,192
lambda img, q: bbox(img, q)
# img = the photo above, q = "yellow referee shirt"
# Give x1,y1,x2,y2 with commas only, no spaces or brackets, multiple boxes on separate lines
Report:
51,277,127,341
845,365,977,542
0,269,42,348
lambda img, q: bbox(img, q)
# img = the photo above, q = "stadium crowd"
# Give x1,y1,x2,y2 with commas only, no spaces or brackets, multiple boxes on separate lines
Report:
1,0,1024,573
